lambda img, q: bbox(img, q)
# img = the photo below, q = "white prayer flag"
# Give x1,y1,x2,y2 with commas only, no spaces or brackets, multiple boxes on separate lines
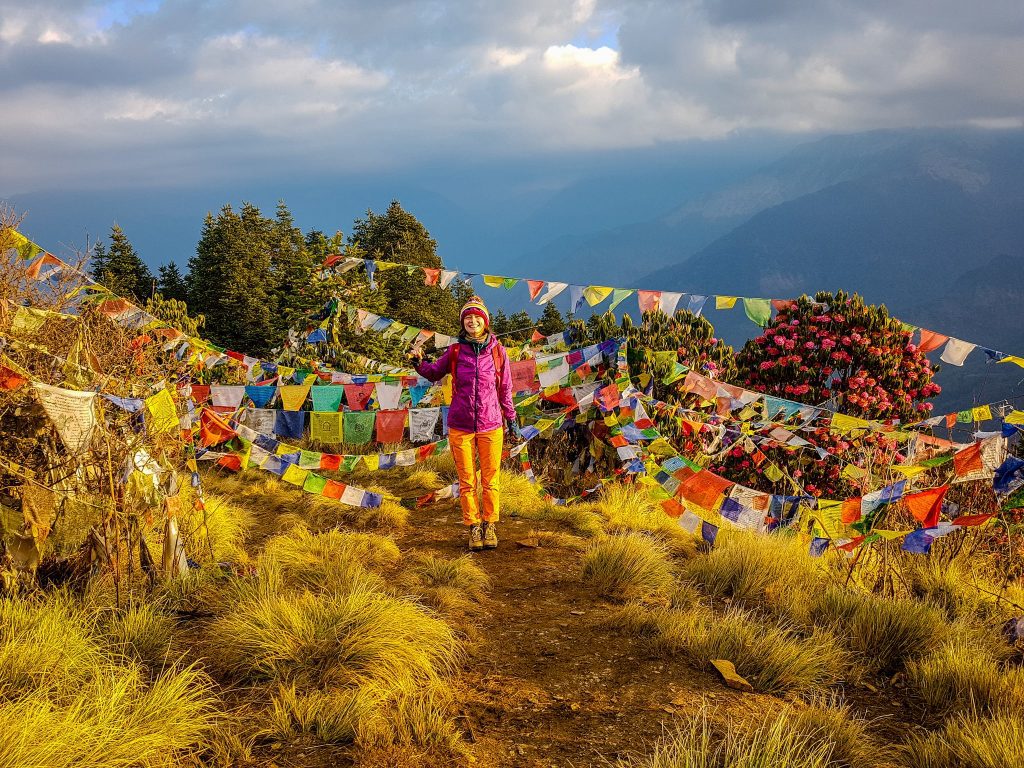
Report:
33,382,96,454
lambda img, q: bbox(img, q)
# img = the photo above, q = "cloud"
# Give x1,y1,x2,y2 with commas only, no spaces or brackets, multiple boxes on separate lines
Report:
0,0,1021,192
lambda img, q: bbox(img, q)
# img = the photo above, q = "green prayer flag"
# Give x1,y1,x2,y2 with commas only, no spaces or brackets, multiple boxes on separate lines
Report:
343,411,376,445
311,386,345,412
608,288,634,311
303,473,328,494
742,298,772,327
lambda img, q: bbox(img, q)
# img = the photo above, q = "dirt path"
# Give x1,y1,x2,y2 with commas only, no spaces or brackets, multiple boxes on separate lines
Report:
396,503,765,768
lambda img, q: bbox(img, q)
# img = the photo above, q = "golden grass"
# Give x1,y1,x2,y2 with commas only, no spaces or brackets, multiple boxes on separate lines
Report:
908,638,1024,717
403,554,491,602
516,501,606,538
499,469,547,516
210,585,462,686
902,557,1003,622
901,712,1024,768
307,494,411,530
581,533,675,601
267,683,374,744
182,493,254,563
257,525,400,593
597,482,697,553
834,594,947,676
0,593,215,768
621,704,835,768
680,529,822,608
789,698,888,768
654,606,849,695
98,602,175,669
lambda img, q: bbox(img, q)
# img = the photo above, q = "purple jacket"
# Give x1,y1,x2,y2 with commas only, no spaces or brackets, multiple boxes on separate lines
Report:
416,335,515,433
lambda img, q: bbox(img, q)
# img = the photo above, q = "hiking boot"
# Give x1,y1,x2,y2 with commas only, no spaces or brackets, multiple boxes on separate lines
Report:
482,521,498,549
468,524,483,551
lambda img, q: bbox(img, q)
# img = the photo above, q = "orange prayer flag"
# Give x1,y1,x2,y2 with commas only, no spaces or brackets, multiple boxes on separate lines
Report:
918,329,949,354
423,268,440,286
953,443,983,477
951,512,995,527
26,252,62,279
323,480,345,500
945,413,956,429
216,454,243,472
904,485,948,528
661,498,684,518
676,468,732,510
527,280,545,301
531,329,544,343
0,364,27,391
97,298,133,317
199,408,236,447
637,290,661,313
840,497,863,524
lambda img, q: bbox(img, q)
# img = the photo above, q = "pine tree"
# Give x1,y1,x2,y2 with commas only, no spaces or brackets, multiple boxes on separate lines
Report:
268,201,316,338
145,294,205,338
157,263,188,303
92,224,153,302
187,204,276,356
350,200,462,334
538,302,566,336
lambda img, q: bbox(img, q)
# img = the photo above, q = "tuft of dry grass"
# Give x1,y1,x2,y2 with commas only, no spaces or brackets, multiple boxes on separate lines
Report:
680,529,822,610
209,585,462,686
182,493,254,563
908,638,1024,717
98,603,175,669
581,533,675,601
597,482,697,553
258,525,400,592
789,697,889,768
403,554,491,602
900,712,1024,768
499,469,548,517
515,501,606,538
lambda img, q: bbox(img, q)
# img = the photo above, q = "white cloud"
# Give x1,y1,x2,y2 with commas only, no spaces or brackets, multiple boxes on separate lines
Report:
0,0,1021,192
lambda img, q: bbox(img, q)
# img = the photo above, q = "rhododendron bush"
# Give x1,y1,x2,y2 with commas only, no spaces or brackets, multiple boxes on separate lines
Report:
719,291,942,497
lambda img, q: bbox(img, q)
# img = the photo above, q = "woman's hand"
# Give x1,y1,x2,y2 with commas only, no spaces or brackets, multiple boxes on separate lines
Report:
408,347,424,366
505,418,518,438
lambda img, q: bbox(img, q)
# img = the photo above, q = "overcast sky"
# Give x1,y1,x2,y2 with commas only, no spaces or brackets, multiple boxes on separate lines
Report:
2,0,1022,194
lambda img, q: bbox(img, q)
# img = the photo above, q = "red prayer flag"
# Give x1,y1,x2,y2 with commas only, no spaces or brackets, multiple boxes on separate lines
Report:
530,329,544,343
904,485,949,528
919,329,949,354
423,268,440,286
841,497,863,524
511,359,538,393
216,454,243,472
835,536,865,552
953,443,983,477
320,454,342,471
343,383,376,411
637,290,661,313
527,280,544,301
596,383,620,411
771,299,790,312
951,512,995,527
26,252,62,279
375,409,408,443
190,385,211,404
0,364,27,391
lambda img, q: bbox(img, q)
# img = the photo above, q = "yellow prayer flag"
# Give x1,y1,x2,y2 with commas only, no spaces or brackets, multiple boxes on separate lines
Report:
1006,410,1024,425
361,454,380,471
583,286,614,306
841,464,868,480
998,355,1024,368
715,296,738,310
279,384,312,411
764,463,783,482
534,418,556,434
482,275,506,288
892,464,928,479
831,413,872,433
278,366,295,379
145,389,178,434
972,405,992,422
276,442,299,456
282,463,309,487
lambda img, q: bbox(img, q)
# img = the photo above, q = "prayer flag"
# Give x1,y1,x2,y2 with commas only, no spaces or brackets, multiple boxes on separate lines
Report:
940,338,976,366
742,298,772,327
716,296,738,310
344,383,376,411
278,384,312,411
918,329,948,354
343,411,375,445
953,443,983,476
376,409,408,443
145,389,179,433
310,385,344,412
583,285,613,307
527,280,544,300
33,382,96,454
274,410,306,439
310,412,344,443
536,282,567,305
637,290,661,313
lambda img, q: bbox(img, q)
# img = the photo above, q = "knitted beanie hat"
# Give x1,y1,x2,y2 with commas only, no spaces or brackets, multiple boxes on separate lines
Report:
460,295,490,327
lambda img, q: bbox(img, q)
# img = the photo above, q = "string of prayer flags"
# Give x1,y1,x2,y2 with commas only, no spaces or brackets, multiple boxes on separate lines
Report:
32,382,96,454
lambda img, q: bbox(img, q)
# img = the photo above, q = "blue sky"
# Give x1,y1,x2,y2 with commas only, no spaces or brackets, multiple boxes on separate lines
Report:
1,0,1022,195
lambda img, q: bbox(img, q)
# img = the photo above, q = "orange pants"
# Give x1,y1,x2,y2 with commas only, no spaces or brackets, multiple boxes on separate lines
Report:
449,427,503,526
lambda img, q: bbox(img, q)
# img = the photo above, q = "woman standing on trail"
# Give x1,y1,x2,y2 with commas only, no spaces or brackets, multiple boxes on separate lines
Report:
410,296,517,551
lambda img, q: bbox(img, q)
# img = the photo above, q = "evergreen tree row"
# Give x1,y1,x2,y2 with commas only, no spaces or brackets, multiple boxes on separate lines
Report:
88,200,571,359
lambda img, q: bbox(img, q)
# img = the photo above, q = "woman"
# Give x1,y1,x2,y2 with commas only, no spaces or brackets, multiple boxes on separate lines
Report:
411,296,516,551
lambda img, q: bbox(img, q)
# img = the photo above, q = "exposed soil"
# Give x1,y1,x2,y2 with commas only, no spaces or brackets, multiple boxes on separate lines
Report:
391,501,914,768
